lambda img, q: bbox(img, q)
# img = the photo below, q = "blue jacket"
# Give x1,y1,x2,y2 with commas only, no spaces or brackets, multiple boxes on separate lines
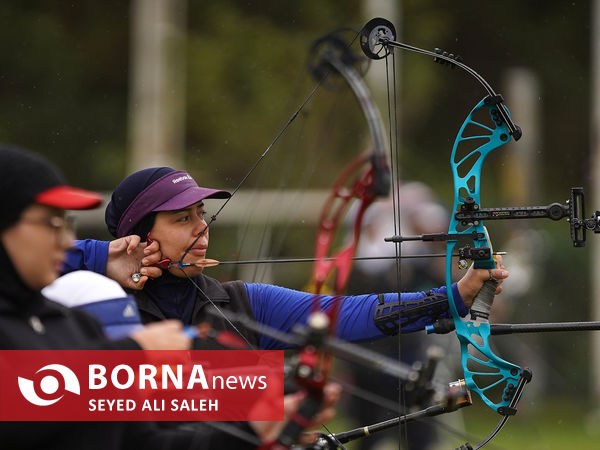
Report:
65,239,468,349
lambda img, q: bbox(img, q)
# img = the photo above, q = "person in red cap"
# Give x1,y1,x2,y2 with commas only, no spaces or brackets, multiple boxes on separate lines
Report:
0,146,253,449
0,147,192,352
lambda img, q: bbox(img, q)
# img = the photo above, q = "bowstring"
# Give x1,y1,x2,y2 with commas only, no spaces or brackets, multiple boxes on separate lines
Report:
242,30,367,285
166,37,353,364
265,98,337,275
240,70,314,284
265,29,374,264
172,32,368,331
165,59,332,343
178,267,257,350
176,76,328,269
381,44,410,448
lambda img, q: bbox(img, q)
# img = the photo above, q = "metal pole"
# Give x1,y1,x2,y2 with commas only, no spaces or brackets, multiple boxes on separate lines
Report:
590,0,600,403
128,0,187,171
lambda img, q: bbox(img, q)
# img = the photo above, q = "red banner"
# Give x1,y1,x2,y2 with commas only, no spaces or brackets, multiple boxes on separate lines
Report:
0,350,284,421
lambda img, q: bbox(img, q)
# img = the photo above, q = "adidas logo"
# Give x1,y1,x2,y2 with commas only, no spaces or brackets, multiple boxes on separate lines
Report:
122,304,137,318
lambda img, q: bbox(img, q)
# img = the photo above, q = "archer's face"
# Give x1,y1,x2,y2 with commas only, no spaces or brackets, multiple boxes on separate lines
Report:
150,201,209,278
2,204,75,291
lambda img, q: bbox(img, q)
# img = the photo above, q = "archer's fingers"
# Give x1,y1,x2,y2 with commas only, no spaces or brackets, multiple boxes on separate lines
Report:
308,406,336,428
126,268,162,290
490,259,507,295
489,267,508,281
144,239,161,256
122,274,147,290
298,432,320,445
322,383,341,407
125,235,142,255
141,266,162,280
282,392,303,414
142,251,163,267
298,410,336,443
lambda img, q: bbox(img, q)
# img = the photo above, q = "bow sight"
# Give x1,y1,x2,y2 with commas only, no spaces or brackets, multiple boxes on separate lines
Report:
387,187,600,250
455,187,600,247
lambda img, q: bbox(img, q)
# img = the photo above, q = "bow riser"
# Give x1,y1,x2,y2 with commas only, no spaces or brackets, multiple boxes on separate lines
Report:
446,99,523,413
312,158,381,295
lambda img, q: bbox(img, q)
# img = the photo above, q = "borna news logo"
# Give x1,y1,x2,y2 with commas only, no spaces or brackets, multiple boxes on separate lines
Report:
2,350,284,421
18,364,81,406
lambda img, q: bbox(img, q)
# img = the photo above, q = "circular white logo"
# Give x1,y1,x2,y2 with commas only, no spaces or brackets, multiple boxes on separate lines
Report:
18,364,80,406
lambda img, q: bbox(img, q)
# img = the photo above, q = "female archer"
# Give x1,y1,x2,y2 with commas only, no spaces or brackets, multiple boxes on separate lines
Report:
65,166,508,349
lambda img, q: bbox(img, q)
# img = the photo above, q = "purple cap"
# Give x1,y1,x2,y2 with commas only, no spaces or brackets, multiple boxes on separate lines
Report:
116,170,230,237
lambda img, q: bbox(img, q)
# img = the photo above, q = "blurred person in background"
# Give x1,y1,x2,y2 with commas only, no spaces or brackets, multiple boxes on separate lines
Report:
0,146,201,449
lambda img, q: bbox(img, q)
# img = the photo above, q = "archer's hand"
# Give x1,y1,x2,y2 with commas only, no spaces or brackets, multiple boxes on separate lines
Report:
106,235,163,290
130,320,192,350
457,255,508,309
250,383,342,444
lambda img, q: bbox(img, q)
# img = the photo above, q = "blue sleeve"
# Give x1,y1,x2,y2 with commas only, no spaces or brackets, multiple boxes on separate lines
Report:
245,283,468,350
63,239,110,275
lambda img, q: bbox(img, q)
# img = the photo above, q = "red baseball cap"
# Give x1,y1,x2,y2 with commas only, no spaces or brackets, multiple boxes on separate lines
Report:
36,185,102,210
0,146,103,231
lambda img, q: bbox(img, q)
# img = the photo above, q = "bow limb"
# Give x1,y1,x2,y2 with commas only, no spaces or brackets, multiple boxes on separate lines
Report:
309,35,390,288
245,31,393,449
309,32,390,388
311,152,384,296
307,31,390,306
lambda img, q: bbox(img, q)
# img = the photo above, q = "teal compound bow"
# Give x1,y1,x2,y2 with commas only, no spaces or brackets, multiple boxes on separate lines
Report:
167,18,600,448
358,17,600,449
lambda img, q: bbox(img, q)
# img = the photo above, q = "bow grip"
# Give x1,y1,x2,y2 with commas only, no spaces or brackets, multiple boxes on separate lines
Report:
470,275,498,321
274,394,323,448
469,226,497,321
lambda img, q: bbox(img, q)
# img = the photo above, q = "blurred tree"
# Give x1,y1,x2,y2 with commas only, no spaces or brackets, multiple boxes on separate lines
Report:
0,1,130,189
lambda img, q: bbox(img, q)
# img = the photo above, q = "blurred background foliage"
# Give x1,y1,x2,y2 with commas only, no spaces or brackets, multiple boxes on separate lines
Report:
0,1,598,447
0,1,590,194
